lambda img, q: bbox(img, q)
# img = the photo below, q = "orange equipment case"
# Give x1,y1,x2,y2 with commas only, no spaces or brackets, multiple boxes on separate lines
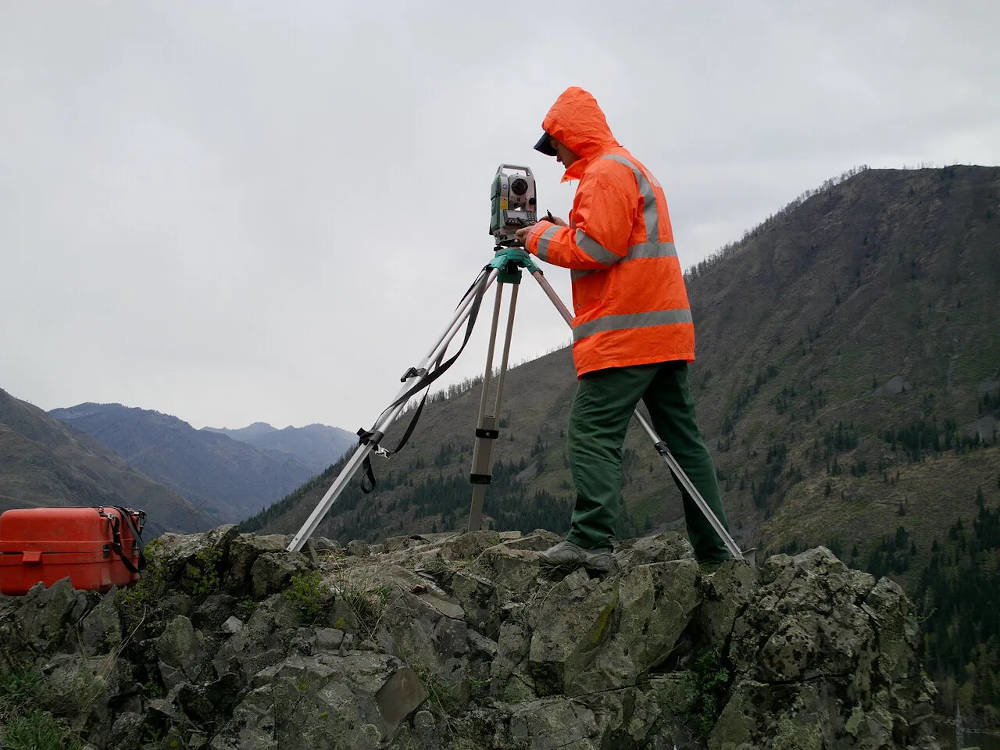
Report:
0,506,145,595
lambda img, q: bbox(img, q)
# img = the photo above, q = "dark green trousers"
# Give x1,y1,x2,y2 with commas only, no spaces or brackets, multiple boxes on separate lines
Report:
565,361,732,562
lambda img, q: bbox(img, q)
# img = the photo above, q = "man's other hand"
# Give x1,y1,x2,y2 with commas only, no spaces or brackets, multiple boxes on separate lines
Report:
516,214,565,246
515,224,536,245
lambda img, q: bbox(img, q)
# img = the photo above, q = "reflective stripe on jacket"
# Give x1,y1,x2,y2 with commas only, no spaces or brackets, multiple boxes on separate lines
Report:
525,86,695,376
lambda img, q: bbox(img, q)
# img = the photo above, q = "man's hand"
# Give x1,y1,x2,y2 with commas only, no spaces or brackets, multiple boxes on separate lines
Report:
516,213,566,246
515,225,535,245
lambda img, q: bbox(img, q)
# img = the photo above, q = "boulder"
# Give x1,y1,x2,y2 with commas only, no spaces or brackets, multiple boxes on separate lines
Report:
14,577,91,651
716,547,937,748
220,652,423,748
155,614,210,689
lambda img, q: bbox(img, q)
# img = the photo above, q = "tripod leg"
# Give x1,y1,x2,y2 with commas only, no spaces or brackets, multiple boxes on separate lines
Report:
634,414,744,560
467,281,520,531
530,270,573,326
286,267,499,552
528,270,745,562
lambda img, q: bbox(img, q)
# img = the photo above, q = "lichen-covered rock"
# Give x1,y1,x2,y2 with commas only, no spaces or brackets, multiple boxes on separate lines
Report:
223,533,288,590
611,559,700,673
249,549,310,598
523,560,698,698
0,530,941,749
153,524,240,589
108,712,145,750
691,558,757,652
156,614,210,689
508,697,601,749
215,652,419,749
612,530,694,568
78,591,123,655
715,547,938,749
14,577,91,651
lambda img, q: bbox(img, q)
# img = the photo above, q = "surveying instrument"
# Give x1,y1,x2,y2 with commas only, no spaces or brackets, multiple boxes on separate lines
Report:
287,165,743,562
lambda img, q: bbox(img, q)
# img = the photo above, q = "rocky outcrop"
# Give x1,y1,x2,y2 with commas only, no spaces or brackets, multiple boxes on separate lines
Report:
0,527,939,749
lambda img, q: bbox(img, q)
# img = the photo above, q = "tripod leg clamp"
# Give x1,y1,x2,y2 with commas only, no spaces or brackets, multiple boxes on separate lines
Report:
357,428,385,446
356,428,386,493
400,366,428,382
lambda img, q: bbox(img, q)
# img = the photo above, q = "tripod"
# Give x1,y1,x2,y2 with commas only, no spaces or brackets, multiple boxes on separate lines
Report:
287,247,744,562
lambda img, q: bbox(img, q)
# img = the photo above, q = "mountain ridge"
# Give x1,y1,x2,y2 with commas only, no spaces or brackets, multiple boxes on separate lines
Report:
0,388,213,534
204,421,354,475
49,403,320,523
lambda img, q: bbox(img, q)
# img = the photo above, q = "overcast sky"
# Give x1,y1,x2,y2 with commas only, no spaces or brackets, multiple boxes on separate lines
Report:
2,1,998,433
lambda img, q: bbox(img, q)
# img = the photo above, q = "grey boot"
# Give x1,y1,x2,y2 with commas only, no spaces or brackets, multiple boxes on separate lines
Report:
538,540,613,574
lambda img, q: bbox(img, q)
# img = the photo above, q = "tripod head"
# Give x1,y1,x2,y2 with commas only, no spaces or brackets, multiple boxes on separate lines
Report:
489,246,540,283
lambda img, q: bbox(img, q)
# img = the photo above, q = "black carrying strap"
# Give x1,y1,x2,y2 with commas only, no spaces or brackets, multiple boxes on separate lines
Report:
356,266,492,493
356,427,382,493
105,507,145,574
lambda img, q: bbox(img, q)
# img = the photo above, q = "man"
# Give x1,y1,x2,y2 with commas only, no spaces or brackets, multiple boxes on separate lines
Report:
515,86,732,574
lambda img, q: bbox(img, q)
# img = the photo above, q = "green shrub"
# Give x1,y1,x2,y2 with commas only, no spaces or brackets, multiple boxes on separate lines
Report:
283,570,328,622
0,668,41,707
2,709,82,750
115,537,168,630
0,670,81,750
184,545,223,597
683,650,731,738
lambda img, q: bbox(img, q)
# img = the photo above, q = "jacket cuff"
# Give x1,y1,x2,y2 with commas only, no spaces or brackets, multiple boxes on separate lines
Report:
525,221,553,255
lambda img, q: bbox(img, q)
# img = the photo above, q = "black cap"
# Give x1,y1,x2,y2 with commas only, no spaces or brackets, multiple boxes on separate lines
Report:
534,131,557,156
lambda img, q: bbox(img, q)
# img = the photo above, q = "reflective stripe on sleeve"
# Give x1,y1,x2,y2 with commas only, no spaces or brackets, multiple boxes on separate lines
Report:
570,240,676,280
535,225,560,262
574,229,622,266
573,308,693,342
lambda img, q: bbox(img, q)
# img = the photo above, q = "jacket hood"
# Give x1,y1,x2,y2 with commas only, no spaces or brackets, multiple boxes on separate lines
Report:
541,87,620,179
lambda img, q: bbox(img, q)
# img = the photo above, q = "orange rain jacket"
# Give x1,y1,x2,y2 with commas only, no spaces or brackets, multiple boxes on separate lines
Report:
525,87,695,376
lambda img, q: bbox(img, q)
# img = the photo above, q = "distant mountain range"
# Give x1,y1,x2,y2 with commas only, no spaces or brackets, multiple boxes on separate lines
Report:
204,422,355,475
0,389,213,535
48,404,354,524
